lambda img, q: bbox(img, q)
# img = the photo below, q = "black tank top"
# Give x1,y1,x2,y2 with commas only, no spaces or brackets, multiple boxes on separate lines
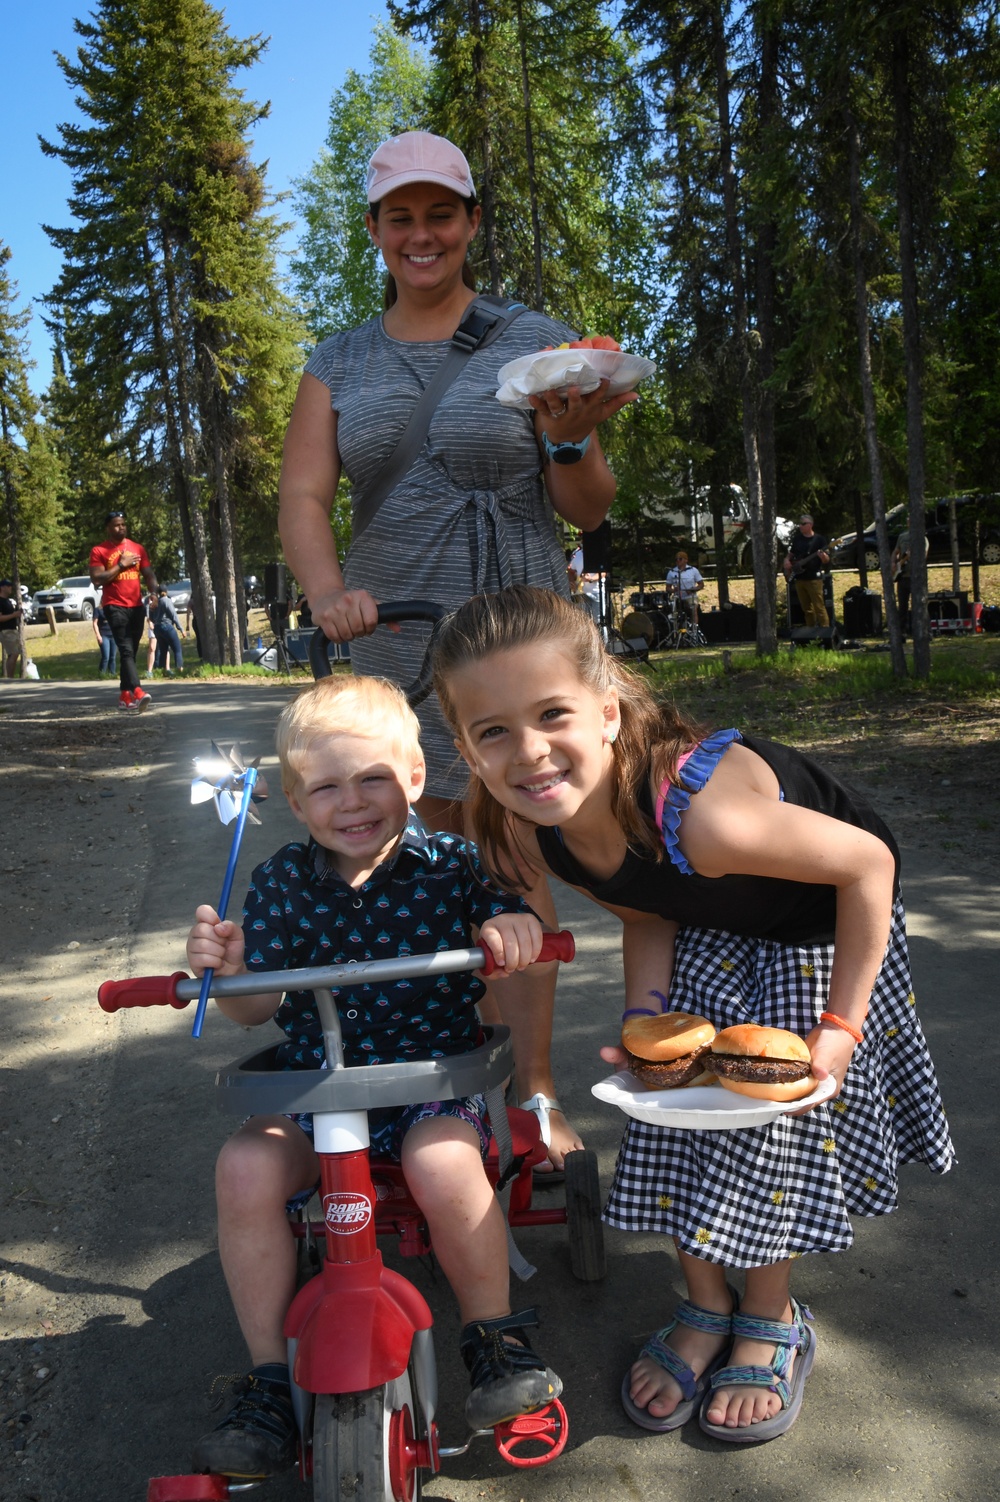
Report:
535,733,899,946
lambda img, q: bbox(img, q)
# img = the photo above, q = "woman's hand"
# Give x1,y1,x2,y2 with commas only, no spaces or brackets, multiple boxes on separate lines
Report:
531,335,638,435
787,1022,858,1115
530,377,637,437
310,586,381,644
187,903,245,977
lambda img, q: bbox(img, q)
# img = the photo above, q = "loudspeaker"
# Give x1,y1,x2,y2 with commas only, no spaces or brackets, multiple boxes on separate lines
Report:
842,587,883,638
264,562,286,603
582,521,611,573
699,610,726,643
721,603,757,641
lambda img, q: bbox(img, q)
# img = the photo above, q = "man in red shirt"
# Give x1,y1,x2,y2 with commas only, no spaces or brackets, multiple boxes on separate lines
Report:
89,511,159,709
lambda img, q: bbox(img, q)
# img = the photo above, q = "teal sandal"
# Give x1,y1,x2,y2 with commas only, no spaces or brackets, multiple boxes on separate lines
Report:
698,1296,815,1444
621,1288,738,1433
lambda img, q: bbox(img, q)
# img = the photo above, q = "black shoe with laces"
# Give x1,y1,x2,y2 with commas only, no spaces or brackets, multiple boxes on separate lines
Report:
192,1363,297,1478
460,1308,562,1430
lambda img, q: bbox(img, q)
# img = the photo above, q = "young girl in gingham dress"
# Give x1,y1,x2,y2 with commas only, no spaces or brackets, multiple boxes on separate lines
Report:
433,585,954,1446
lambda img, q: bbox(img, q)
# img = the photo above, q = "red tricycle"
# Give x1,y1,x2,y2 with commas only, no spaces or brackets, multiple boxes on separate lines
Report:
98,932,604,1501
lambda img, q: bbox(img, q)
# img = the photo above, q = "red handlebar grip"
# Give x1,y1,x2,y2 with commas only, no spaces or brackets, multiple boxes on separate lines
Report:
479,929,575,976
540,930,575,964
98,973,191,1013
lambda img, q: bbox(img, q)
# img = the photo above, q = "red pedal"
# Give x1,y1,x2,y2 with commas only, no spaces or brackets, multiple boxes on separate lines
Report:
148,1476,231,1501
493,1398,569,1467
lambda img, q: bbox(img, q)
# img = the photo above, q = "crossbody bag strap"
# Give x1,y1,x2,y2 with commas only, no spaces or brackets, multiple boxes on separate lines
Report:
352,295,528,541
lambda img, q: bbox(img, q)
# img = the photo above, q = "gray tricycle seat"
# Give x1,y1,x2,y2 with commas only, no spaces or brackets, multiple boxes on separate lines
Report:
215,1024,514,1117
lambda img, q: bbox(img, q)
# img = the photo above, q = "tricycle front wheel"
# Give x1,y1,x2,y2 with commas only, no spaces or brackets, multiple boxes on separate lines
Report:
312,1368,424,1502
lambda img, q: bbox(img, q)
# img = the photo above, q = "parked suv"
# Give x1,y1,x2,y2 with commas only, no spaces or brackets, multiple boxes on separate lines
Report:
32,576,102,621
832,496,1000,572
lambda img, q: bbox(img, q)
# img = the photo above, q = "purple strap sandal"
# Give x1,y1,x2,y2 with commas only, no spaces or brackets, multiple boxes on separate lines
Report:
621,1289,738,1433
698,1296,816,1444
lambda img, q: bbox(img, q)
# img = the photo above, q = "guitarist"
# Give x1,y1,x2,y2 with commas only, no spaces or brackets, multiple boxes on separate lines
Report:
783,513,831,628
890,527,927,637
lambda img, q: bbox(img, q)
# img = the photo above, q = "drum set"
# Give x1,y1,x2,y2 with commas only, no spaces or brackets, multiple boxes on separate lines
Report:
621,586,707,651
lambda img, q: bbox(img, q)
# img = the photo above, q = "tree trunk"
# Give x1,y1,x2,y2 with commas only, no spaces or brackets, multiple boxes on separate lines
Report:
892,31,931,677
468,0,500,294
0,398,27,676
753,20,780,645
152,231,219,661
197,332,242,666
713,5,772,653
710,479,731,608
515,0,544,310
846,108,906,676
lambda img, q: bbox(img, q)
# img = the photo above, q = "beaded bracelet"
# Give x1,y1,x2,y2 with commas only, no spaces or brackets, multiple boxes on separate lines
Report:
819,1011,864,1045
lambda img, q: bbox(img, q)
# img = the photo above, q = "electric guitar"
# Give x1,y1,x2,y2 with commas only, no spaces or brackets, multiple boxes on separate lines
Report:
786,546,829,580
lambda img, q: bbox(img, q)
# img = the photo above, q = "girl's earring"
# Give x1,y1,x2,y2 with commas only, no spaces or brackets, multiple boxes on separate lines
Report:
605,728,618,745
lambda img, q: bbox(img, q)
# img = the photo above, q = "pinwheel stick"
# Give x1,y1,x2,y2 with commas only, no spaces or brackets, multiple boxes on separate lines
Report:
192,764,260,1039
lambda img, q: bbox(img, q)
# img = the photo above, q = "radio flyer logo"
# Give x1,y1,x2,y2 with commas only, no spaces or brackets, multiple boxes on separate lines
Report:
323,1190,373,1235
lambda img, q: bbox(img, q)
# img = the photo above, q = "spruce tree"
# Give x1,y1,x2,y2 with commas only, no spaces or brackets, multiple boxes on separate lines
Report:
42,0,305,664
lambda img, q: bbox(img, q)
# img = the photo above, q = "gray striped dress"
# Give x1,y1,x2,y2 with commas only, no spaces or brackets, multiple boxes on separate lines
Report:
304,310,576,798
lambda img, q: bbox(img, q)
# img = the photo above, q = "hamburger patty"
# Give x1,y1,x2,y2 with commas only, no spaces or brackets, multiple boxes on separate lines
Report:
708,1054,811,1085
626,1041,712,1088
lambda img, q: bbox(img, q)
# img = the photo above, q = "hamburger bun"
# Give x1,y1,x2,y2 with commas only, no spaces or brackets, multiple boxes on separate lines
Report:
708,1024,817,1102
621,1012,716,1091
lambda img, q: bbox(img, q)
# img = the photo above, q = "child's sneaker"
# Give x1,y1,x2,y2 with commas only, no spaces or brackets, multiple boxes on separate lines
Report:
132,685,152,711
460,1308,562,1430
118,691,133,710
192,1363,297,1478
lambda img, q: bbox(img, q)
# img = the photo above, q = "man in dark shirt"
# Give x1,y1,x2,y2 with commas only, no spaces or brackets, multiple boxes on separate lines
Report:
0,579,23,679
784,514,830,628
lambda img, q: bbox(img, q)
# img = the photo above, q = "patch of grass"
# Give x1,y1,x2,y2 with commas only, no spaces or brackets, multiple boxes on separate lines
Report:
637,634,1000,748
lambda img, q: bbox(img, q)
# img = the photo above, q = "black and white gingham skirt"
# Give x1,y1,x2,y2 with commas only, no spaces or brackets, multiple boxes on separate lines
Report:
604,898,955,1267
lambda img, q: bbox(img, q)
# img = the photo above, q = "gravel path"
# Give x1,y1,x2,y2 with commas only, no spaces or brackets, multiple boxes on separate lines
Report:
1,679,996,1502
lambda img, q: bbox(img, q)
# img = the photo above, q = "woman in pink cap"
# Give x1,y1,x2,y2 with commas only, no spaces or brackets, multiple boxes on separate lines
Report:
279,130,636,1175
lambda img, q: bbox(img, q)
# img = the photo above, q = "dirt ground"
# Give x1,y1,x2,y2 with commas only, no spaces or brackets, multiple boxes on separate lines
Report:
1,676,997,1502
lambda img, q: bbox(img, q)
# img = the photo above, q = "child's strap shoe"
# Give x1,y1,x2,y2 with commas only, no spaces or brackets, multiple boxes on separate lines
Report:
191,1363,297,1478
460,1308,562,1430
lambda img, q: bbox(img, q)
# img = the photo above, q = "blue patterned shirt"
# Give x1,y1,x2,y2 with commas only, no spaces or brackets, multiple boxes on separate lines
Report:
242,817,530,1070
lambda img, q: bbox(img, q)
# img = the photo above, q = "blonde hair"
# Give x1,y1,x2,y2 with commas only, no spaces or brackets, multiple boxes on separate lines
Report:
432,586,707,888
276,675,422,795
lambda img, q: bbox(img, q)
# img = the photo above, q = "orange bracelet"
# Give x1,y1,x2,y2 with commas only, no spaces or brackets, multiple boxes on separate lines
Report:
819,1011,864,1045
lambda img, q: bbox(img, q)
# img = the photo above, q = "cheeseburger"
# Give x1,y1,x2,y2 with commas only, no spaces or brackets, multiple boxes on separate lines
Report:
621,1012,717,1091
707,1025,817,1102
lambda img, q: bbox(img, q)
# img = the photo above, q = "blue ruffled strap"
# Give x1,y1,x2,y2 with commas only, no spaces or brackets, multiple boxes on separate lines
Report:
656,728,743,874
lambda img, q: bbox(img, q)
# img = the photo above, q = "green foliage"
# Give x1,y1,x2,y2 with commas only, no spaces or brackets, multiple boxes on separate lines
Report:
291,24,432,339
41,0,307,662
0,245,68,588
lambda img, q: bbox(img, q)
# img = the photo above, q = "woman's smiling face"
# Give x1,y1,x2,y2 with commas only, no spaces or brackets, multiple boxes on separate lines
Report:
451,643,619,827
367,181,480,297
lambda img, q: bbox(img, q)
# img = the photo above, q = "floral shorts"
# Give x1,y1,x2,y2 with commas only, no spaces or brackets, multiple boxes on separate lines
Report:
284,1093,491,1213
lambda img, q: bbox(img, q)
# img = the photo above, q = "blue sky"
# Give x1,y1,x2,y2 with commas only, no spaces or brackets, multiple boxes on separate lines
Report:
1,1,391,391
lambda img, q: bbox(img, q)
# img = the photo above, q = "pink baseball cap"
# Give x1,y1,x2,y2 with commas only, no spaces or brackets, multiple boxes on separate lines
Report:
365,131,476,204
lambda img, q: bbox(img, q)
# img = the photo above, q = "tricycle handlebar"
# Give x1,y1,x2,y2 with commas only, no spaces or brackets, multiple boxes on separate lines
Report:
308,599,446,706
98,931,575,1014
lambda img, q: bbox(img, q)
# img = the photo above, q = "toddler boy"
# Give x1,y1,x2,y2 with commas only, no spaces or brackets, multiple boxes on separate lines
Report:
186,674,561,1478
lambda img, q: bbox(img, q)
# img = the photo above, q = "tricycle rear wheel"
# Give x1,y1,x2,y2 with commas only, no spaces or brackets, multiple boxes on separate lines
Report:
564,1148,606,1281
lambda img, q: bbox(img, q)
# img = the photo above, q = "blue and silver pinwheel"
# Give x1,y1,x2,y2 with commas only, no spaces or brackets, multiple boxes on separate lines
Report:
189,742,269,1038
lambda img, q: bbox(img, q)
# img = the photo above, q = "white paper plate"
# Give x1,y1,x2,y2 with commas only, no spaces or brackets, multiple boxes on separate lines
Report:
591,1070,838,1131
495,348,657,409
